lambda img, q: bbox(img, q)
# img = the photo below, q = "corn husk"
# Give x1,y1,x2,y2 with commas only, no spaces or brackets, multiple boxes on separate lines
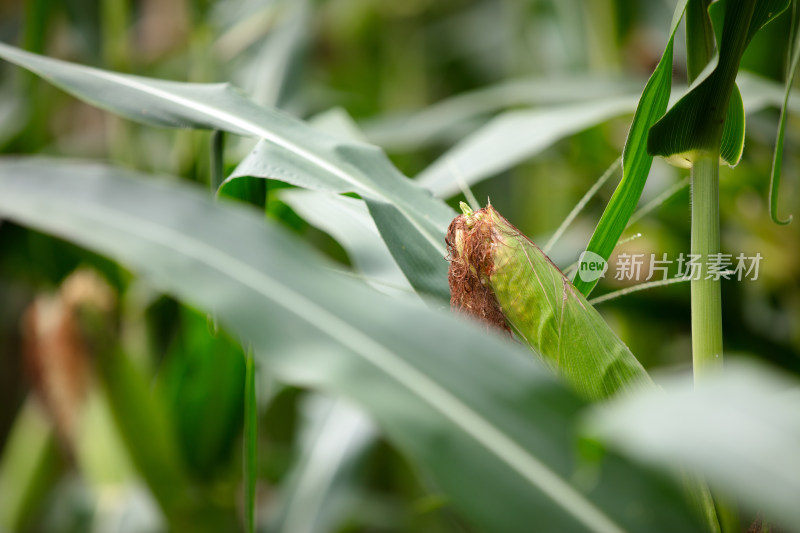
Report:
447,204,652,400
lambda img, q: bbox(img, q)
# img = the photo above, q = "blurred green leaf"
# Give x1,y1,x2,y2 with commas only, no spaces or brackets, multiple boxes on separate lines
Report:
0,158,706,533
361,75,643,152
95,341,236,531
244,350,256,533
0,398,60,533
416,96,637,199
157,308,245,479
269,396,375,533
221,0,311,109
585,360,800,532
738,70,800,111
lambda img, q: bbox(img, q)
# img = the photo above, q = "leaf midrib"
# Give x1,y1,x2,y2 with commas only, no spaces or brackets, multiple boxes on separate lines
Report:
0,178,626,533
0,43,447,256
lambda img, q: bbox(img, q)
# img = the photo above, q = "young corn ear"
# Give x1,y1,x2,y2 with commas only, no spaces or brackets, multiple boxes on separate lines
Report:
447,203,651,400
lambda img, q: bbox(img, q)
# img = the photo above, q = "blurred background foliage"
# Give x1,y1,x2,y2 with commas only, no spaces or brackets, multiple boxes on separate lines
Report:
0,0,797,531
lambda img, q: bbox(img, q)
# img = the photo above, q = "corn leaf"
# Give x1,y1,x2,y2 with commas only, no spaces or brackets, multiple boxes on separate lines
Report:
0,158,706,533
416,96,637,199
0,398,60,532
586,360,800,532
279,189,412,297
769,0,800,225
572,0,688,297
0,42,453,302
269,396,375,533
647,0,789,166
361,75,643,151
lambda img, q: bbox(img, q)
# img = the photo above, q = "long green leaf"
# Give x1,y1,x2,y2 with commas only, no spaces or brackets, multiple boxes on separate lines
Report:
572,0,688,296
769,0,799,225
269,396,375,533
0,398,60,532
244,350,257,533
647,0,789,166
224,140,451,301
279,189,412,297
362,75,642,151
586,361,800,532
0,42,453,302
94,343,233,530
416,96,637,199
0,158,705,533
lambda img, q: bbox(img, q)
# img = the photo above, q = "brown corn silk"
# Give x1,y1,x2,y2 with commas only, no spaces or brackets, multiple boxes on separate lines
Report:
447,204,651,400
446,210,510,334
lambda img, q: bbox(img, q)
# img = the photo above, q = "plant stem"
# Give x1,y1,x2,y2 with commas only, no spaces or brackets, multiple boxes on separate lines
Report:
691,153,723,382
244,351,257,533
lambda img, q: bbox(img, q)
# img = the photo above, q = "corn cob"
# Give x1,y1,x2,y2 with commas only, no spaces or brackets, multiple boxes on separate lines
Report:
447,203,651,400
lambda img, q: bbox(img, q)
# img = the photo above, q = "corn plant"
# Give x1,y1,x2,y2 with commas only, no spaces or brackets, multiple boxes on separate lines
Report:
0,1,799,533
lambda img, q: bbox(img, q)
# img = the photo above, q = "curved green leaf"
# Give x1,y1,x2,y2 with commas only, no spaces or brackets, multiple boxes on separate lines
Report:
244,351,257,533
586,361,800,532
719,84,745,167
572,0,688,296
769,0,799,225
0,398,60,532
0,158,705,533
0,42,453,302
415,96,637,199
269,396,375,533
279,189,412,297
647,0,789,166
361,75,643,151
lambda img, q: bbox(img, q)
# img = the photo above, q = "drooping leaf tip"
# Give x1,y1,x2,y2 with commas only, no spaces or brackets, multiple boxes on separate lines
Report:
771,211,793,226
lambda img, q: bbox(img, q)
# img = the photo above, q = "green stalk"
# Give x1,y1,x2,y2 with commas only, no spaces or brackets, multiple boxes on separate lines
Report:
690,154,723,382
680,0,757,384
244,350,257,533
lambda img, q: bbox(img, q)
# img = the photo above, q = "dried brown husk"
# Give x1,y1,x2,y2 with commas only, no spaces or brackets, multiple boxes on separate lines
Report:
22,269,114,448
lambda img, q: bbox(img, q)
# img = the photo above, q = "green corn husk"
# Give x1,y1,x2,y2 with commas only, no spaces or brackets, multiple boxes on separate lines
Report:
447,205,721,530
447,203,652,400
